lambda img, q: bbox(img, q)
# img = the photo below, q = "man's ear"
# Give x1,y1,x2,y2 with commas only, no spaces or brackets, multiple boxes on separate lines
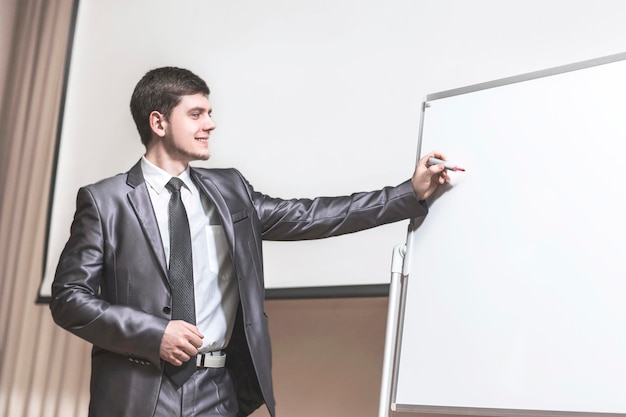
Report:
149,111,167,138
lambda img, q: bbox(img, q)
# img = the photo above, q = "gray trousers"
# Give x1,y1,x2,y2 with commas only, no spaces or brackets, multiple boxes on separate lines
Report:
153,368,239,417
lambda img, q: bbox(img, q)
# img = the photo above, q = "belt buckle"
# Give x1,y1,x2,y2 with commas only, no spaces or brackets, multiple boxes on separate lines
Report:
196,351,226,368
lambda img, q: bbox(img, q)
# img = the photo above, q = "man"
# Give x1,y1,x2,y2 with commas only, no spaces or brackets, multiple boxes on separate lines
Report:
50,66,450,417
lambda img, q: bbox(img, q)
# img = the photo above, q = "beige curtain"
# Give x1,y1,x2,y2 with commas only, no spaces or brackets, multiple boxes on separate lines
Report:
0,0,92,416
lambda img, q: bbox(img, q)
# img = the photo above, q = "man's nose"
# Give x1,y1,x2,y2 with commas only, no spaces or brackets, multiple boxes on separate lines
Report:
204,115,215,131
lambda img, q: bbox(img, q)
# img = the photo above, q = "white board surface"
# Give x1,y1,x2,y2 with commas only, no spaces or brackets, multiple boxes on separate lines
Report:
395,55,626,416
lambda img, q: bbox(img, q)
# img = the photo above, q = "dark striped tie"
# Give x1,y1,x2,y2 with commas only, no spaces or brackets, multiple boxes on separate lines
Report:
163,177,196,386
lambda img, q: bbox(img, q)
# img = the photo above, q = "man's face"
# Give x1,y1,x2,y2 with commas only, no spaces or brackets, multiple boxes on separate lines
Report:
161,93,215,163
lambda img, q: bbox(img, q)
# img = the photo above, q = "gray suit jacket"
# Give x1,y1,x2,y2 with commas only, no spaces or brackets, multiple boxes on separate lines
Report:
50,160,427,417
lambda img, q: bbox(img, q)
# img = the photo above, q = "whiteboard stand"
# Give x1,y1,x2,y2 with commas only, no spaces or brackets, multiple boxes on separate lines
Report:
380,216,424,417
378,242,406,417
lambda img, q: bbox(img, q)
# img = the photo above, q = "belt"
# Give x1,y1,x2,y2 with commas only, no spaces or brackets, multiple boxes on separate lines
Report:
196,351,226,368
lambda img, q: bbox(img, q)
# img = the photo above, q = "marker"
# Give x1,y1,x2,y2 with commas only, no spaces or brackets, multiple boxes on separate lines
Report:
428,157,465,172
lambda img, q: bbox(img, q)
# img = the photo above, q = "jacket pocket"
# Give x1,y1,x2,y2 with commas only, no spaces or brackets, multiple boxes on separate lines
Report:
231,209,248,223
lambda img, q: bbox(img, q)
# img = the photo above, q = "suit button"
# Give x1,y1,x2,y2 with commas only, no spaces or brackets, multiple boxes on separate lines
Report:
163,306,171,314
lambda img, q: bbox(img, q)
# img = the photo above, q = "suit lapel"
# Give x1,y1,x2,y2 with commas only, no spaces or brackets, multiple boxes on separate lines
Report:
190,169,236,254
126,161,168,279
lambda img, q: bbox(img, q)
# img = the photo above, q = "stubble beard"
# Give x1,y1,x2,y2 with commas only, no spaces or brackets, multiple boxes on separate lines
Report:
163,135,211,163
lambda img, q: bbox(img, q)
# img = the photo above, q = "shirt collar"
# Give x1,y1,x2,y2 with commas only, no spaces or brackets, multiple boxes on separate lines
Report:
141,156,195,195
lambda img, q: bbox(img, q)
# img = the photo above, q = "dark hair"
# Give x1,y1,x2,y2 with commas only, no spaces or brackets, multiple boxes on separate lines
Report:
130,67,211,146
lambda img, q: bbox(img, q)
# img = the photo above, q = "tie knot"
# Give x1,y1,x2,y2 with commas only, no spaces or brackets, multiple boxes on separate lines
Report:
166,177,185,193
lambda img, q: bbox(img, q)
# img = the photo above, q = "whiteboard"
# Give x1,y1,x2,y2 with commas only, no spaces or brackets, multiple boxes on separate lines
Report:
394,54,626,416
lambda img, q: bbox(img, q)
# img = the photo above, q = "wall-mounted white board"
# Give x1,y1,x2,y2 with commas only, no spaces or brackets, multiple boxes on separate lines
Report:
394,53,626,416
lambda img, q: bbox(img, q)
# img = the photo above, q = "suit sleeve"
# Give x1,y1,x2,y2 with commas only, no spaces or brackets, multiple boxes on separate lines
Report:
50,186,168,367
243,175,428,241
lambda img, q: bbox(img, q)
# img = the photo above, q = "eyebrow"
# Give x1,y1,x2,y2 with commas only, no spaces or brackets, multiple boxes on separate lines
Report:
188,106,211,114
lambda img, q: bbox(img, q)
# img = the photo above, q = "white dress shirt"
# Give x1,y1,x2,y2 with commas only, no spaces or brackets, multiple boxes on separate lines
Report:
141,157,239,353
